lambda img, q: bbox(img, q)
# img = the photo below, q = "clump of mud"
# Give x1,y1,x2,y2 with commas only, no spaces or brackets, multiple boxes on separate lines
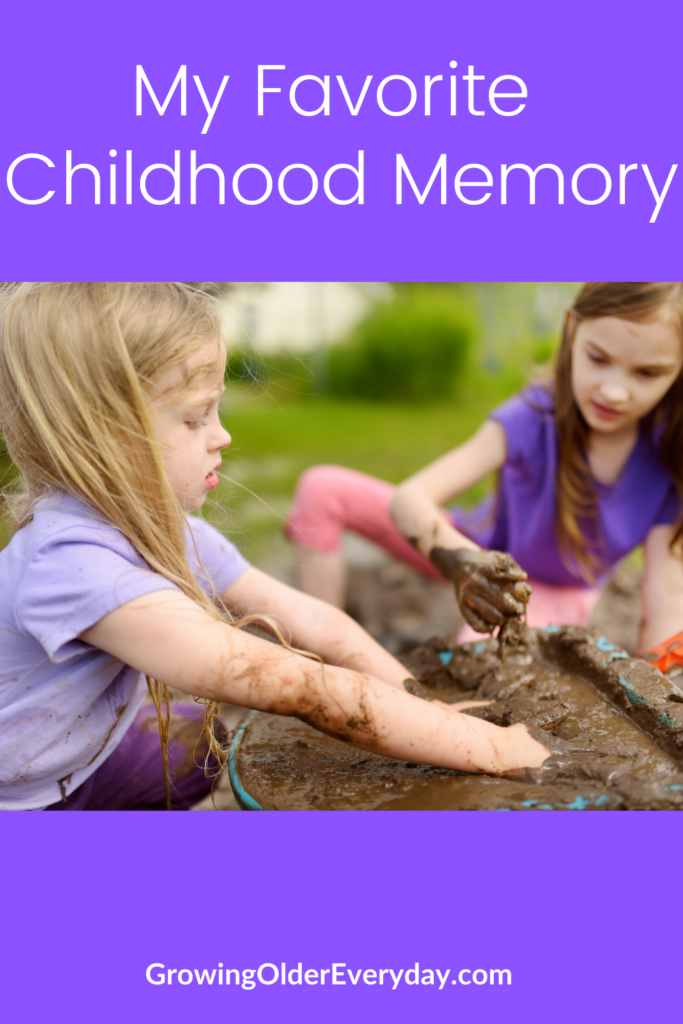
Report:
233,626,683,810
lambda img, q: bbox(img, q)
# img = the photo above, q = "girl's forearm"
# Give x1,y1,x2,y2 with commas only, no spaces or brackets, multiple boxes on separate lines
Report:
389,484,479,559
204,631,548,773
638,581,683,653
639,527,683,654
388,421,507,559
288,601,412,690
226,569,412,690
638,608,683,654
279,661,549,774
195,627,548,774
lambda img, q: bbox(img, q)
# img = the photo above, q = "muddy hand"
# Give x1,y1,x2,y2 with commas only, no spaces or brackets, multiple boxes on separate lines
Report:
429,547,531,634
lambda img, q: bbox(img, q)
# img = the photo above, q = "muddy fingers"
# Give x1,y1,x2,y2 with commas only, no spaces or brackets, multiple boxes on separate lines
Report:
430,546,532,638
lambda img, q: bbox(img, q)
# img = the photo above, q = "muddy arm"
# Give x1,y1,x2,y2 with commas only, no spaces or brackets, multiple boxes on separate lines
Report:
79,590,549,774
222,566,410,690
388,421,530,632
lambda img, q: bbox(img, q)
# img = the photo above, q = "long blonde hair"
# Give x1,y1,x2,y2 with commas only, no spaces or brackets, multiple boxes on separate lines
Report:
0,282,254,806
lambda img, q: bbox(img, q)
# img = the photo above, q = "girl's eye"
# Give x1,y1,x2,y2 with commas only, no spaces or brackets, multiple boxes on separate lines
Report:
186,417,209,430
637,369,661,379
588,353,607,365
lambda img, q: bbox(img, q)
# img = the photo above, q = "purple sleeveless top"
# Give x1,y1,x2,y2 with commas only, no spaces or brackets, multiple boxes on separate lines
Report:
452,386,681,587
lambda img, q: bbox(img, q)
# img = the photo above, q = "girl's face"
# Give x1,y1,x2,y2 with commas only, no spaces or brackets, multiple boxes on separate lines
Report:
147,339,232,510
571,315,683,435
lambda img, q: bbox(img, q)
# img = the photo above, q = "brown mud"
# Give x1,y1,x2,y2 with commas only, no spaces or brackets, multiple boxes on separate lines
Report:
233,626,683,810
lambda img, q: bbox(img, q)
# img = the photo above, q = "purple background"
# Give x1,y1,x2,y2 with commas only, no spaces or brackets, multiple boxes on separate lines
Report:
2,2,683,1021
4,813,679,1022
1,0,682,280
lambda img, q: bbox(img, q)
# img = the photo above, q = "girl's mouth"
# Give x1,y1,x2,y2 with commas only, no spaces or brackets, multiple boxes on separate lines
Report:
591,401,623,422
205,471,219,490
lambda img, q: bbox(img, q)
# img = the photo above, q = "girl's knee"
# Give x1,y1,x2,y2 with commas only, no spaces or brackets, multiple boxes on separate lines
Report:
287,466,347,552
289,465,360,531
288,464,393,554
295,465,355,506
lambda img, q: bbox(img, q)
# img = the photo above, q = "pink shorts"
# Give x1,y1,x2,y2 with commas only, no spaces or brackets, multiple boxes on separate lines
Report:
286,465,601,638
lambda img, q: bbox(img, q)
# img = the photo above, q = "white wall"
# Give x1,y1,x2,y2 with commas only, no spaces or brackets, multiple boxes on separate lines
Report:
219,282,393,352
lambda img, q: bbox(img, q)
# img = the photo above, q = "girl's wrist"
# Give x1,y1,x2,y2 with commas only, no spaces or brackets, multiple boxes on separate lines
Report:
428,545,473,584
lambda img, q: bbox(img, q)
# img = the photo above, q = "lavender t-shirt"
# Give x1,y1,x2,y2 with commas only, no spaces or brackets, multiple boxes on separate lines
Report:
453,386,681,587
0,493,250,810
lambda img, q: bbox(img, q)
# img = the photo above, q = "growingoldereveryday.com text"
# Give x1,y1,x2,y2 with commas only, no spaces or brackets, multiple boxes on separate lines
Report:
145,962,512,990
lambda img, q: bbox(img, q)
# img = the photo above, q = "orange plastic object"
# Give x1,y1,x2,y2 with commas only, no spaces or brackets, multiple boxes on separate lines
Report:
642,630,683,673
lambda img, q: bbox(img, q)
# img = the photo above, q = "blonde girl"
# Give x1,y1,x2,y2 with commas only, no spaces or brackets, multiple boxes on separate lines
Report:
288,283,683,653
0,282,549,811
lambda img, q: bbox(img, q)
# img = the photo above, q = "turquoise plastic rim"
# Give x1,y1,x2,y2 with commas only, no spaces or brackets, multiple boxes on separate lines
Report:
227,710,265,810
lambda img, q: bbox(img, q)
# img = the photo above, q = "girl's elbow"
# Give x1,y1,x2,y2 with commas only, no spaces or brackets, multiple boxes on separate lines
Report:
387,489,404,524
389,484,421,535
249,658,318,718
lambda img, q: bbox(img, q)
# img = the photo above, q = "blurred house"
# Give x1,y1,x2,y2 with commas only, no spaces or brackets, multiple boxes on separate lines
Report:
214,281,577,369
219,282,393,353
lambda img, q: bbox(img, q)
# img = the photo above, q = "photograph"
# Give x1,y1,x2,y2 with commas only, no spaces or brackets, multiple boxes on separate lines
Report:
3,280,683,812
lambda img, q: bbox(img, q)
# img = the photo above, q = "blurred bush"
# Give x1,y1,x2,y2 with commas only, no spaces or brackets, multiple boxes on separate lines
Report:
226,346,268,383
529,334,559,368
226,347,318,398
221,285,563,403
326,285,476,402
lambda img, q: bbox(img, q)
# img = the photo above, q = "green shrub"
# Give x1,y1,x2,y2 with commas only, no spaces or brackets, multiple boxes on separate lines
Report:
225,347,318,399
226,346,268,383
327,287,476,402
530,334,559,367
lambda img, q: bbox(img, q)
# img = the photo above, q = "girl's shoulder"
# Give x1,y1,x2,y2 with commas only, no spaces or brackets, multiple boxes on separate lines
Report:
2,492,250,597
488,384,556,463
3,491,116,551
1,492,144,576
0,492,180,666
491,382,555,420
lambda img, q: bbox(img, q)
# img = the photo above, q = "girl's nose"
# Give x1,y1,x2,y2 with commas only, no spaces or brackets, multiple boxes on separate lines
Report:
600,380,629,404
211,420,232,451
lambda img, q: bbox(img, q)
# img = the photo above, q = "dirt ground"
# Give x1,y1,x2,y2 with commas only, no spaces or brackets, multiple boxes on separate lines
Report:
192,539,643,810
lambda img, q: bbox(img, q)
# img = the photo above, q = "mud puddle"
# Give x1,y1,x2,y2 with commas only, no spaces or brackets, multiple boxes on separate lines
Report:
233,627,683,810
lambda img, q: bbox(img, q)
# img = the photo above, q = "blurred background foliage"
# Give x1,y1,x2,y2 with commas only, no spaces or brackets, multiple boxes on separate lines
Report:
0,282,577,566
326,284,475,401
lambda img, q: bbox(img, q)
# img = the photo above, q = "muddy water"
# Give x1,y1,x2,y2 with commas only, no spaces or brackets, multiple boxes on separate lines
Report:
234,627,683,810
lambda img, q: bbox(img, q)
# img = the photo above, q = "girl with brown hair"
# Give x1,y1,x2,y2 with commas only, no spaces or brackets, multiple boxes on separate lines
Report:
288,283,683,653
0,282,550,810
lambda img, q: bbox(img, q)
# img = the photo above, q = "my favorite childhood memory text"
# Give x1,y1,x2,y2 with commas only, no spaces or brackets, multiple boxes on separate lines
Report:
5,63,677,222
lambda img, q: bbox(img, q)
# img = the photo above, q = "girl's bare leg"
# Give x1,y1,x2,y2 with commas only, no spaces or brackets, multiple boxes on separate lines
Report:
287,466,444,607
